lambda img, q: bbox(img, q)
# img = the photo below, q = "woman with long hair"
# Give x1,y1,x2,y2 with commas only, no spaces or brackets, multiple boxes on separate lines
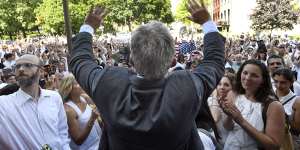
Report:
219,59,285,149
59,74,102,150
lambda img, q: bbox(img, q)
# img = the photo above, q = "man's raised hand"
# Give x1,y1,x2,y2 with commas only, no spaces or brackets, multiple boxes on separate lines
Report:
84,6,109,31
187,0,211,25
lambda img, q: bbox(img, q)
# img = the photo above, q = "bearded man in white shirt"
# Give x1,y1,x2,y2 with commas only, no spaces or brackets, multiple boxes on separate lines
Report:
0,54,70,150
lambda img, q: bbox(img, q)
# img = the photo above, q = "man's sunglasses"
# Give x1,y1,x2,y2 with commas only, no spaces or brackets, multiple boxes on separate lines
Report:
15,63,40,69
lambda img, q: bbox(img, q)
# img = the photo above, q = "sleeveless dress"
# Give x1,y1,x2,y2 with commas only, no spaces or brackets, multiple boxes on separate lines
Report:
66,97,102,150
208,96,229,145
224,95,264,150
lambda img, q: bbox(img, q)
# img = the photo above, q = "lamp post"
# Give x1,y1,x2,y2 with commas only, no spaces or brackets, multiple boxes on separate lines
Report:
62,0,72,53
62,0,72,69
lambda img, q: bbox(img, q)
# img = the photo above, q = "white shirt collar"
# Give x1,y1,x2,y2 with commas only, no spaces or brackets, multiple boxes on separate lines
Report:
16,88,50,106
279,90,295,103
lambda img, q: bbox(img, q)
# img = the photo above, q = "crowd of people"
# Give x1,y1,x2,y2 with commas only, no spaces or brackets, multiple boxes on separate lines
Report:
0,0,300,149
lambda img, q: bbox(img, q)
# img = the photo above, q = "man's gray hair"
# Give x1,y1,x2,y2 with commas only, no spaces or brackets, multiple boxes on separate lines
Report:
130,21,175,79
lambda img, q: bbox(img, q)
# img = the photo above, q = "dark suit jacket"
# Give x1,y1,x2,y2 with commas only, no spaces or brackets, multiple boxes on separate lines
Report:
69,32,225,150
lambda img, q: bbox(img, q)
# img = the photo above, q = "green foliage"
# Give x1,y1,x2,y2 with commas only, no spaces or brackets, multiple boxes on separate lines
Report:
35,0,63,34
1,0,174,37
35,0,103,35
174,0,211,24
98,0,174,31
0,0,41,38
292,0,300,23
292,0,300,10
251,0,298,32
174,0,190,24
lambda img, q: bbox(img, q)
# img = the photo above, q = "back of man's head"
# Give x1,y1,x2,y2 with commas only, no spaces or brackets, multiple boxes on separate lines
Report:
130,21,174,79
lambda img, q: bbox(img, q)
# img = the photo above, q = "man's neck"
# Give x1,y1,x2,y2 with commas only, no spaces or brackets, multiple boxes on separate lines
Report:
20,84,40,101
276,89,290,98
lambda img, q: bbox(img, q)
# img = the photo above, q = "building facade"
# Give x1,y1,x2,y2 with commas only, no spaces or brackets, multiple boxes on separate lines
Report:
213,0,221,22
212,0,257,34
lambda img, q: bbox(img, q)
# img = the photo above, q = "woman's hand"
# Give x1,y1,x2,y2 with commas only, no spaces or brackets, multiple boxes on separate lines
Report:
218,91,244,123
222,101,244,123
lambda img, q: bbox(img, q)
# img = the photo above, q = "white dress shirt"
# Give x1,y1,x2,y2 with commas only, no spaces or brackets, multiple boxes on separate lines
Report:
0,89,70,150
3,60,16,69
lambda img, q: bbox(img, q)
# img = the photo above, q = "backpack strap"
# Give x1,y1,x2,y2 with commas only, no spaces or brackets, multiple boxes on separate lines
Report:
261,97,293,150
259,99,274,150
262,100,272,132
282,95,296,106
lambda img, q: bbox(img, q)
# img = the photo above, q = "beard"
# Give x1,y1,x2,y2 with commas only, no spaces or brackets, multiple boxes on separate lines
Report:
16,72,39,87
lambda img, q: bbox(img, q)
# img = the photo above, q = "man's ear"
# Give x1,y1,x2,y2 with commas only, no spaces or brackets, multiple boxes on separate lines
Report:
38,67,45,75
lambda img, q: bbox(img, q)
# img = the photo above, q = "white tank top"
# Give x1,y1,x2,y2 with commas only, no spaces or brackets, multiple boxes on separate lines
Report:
279,90,297,116
66,97,102,150
224,95,264,150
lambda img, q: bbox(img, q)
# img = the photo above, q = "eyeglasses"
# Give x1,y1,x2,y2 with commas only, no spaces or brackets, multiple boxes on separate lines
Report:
15,63,40,69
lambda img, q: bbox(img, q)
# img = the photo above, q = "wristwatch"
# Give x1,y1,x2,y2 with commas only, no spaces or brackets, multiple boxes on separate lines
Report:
41,144,52,150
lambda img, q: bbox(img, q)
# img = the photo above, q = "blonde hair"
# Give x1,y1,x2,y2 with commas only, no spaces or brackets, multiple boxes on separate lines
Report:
58,73,75,102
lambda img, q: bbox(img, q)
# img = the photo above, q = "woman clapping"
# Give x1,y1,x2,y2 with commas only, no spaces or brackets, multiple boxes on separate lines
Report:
219,60,285,150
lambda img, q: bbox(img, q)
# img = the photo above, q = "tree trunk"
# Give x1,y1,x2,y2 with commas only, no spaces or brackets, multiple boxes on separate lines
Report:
21,29,27,38
127,21,132,32
9,32,13,40
269,30,273,43
37,26,41,34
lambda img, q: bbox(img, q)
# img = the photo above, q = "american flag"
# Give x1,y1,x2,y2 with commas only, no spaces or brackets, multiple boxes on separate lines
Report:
179,40,196,54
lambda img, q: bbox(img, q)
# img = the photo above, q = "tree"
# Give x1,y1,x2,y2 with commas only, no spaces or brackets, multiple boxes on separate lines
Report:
251,0,298,34
292,0,300,23
35,0,173,34
36,0,104,35
174,0,211,24
0,0,41,39
98,0,174,32
174,0,190,24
